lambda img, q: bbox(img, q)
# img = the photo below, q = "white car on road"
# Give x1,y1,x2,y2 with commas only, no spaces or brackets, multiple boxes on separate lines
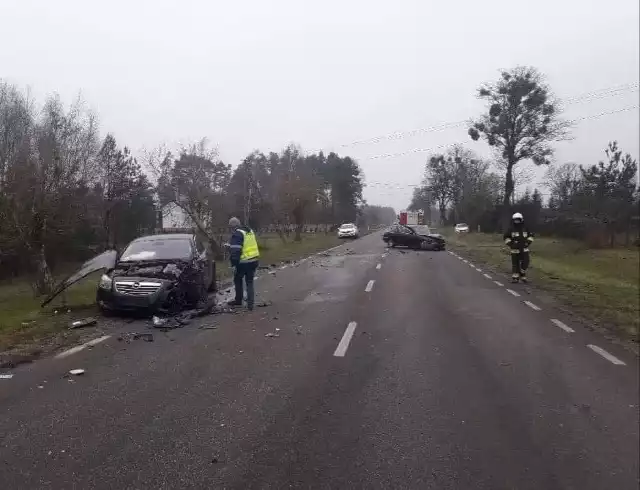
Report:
337,223,359,239
454,223,470,233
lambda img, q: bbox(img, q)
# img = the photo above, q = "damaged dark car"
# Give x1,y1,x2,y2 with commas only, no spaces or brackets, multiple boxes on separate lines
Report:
42,233,216,315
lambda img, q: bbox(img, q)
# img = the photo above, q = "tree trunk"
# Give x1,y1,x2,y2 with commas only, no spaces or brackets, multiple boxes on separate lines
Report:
438,202,447,226
502,163,515,231
295,224,303,242
33,244,54,296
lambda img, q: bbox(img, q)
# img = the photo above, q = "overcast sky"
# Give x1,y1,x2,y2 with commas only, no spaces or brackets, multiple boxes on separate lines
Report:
1,0,638,210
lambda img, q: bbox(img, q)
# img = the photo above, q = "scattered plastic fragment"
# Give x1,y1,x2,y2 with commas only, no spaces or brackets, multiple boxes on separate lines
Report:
152,316,167,327
265,333,280,338
69,369,85,376
199,325,217,330
69,317,97,330
0,374,14,379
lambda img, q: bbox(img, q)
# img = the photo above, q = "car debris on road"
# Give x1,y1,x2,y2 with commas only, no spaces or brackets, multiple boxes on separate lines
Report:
0,374,14,379
68,369,85,376
69,317,98,330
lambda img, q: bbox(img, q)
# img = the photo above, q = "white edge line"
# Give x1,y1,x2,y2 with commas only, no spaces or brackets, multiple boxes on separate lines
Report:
365,280,375,292
476,269,483,273
56,335,111,359
334,322,357,357
587,344,626,365
494,281,504,287
483,273,492,280
376,263,382,270
523,300,541,311
506,288,520,297
550,318,574,333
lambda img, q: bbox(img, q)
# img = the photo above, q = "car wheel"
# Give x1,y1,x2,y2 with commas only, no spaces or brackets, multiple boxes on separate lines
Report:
420,240,429,250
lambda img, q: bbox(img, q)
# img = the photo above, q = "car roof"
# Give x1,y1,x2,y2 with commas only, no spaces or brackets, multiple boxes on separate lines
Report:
133,233,193,242
340,223,356,226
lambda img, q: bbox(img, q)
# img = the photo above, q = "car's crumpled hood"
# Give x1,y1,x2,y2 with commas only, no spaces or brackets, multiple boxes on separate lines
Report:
41,250,118,307
111,261,186,280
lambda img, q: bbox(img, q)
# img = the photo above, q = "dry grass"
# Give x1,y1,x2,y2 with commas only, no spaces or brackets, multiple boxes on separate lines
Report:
445,231,639,342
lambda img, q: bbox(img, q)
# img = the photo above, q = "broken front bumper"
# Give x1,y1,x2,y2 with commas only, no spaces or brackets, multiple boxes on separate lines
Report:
96,279,174,313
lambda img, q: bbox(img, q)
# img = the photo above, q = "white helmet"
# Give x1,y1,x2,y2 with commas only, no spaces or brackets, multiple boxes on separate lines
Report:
512,212,523,221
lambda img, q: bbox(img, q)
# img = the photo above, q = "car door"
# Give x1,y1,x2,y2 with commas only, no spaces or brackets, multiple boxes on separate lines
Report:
388,225,403,245
398,225,415,247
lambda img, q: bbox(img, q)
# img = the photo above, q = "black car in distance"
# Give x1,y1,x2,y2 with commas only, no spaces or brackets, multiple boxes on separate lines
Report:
41,233,216,315
382,224,446,251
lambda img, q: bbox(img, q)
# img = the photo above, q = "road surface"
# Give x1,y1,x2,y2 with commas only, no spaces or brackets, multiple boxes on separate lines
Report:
0,232,638,489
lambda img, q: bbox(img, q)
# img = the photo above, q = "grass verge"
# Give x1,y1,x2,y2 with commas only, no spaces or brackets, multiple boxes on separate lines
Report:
0,232,344,353
445,231,639,343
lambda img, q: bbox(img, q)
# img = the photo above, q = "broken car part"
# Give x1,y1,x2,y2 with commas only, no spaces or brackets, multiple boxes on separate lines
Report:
69,317,98,330
42,251,118,307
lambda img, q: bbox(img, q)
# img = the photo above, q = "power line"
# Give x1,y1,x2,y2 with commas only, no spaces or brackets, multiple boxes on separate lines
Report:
365,104,639,160
311,82,639,154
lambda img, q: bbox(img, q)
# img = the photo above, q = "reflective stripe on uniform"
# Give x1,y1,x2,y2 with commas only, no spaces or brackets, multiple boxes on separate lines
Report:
504,238,512,244
239,229,260,262
229,244,242,249
511,249,520,254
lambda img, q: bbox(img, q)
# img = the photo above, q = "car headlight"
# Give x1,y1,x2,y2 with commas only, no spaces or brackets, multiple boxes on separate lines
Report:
98,274,113,290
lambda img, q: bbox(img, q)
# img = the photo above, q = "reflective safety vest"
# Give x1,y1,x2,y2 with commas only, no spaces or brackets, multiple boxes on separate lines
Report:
239,229,260,262
504,227,533,253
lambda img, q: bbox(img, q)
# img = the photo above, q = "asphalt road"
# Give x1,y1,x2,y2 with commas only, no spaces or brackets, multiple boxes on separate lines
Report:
0,232,638,489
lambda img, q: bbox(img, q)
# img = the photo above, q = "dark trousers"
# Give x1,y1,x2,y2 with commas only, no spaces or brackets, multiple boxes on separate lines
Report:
511,251,530,276
234,261,258,308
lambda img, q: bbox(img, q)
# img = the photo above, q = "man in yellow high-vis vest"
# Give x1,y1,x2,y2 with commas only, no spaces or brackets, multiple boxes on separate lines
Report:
228,217,260,310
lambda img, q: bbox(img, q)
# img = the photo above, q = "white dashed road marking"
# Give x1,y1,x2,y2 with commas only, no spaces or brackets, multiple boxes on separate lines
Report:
494,281,504,287
551,319,575,333
506,289,520,297
376,263,382,270
483,273,492,280
56,335,111,359
587,344,626,365
524,300,541,311
334,322,357,357
365,280,375,292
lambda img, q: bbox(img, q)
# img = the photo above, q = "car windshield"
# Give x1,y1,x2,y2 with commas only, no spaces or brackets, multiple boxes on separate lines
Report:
457,223,468,228
120,238,192,262
412,225,431,235
340,224,355,229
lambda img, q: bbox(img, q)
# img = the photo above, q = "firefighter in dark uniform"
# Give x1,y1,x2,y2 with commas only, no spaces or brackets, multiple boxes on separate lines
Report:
503,212,534,283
